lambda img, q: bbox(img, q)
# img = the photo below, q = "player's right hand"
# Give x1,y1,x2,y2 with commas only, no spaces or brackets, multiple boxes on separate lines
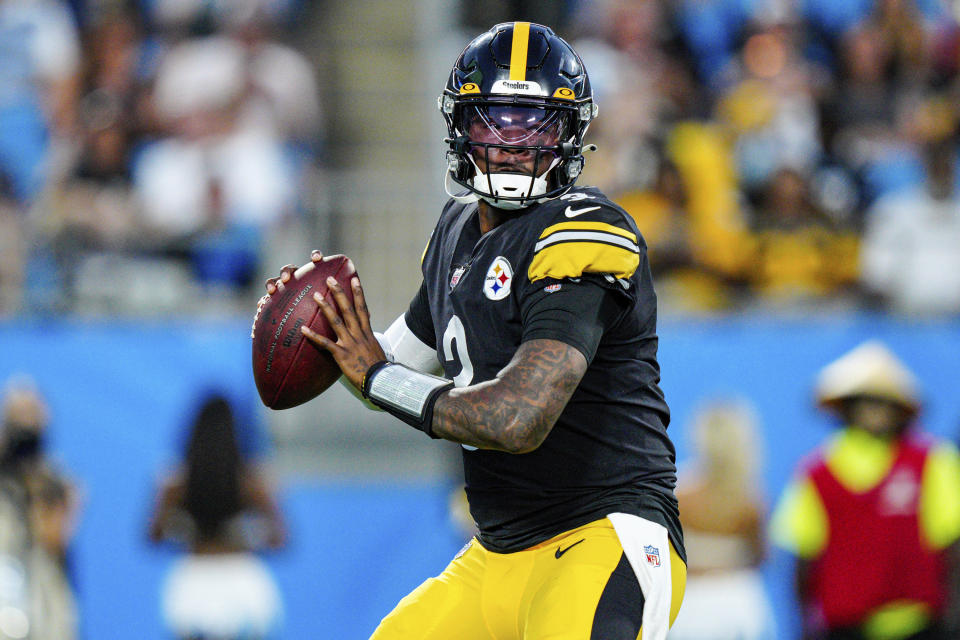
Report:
264,250,324,296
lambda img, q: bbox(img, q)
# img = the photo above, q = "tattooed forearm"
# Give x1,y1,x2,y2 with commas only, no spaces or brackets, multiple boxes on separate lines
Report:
432,339,587,453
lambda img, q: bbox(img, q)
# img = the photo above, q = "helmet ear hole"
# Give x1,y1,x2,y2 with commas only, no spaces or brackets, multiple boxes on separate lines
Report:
445,136,472,177
565,157,584,180
453,135,471,155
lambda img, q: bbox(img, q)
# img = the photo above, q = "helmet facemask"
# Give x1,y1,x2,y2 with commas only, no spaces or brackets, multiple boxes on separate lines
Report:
443,99,588,210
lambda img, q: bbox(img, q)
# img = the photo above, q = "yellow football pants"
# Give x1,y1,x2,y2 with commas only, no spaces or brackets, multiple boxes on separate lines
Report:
370,516,686,640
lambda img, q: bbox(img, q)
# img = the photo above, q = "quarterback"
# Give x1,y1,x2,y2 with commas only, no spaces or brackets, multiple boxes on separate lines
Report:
269,22,686,639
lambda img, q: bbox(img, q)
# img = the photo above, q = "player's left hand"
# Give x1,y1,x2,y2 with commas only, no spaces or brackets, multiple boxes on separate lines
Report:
300,275,386,391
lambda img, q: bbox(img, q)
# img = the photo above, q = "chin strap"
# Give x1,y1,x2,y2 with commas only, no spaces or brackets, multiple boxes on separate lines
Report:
466,155,562,210
444,171,480,204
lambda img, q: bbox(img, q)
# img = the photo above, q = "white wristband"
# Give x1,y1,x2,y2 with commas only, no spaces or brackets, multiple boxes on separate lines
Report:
363,362,453,437
367,364,450,418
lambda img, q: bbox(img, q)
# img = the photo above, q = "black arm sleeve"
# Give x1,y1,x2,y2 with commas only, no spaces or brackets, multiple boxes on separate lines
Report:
520,276,627,364
403,280,436,349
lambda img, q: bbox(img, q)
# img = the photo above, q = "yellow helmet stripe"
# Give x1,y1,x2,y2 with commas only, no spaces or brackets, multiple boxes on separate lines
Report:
509,22,531,81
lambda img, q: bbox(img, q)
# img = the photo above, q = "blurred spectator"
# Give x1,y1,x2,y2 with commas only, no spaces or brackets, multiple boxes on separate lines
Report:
618,155,737,311
716,15,824,195
576,0,702,195
148,394,286,640
0,190,24,313
770,341,960,640
0,0,81,204
0,0,83,313
0,377,79,640
40,7,151,307
860,136,960,315
619,156,693,273
669,399,776,640
219,0,323,148
868,0,930,84
818,22,916,202
671,0,755,86
665,120,755,297
134,33,299,292
746,167,859,307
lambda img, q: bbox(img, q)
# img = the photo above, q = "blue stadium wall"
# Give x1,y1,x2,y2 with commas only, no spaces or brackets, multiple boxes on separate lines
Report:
0,315,958,639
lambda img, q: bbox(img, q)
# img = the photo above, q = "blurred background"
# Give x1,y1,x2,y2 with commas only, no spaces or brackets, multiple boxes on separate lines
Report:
0,0,959,638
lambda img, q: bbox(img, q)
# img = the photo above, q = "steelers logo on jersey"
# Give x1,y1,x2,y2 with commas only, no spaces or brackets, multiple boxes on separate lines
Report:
483,257,513,300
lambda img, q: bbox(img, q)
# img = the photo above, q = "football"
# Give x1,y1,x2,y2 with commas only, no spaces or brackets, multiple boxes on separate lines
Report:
251,255,357,409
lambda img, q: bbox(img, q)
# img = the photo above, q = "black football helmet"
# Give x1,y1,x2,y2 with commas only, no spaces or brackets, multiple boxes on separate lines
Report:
439,22,597,210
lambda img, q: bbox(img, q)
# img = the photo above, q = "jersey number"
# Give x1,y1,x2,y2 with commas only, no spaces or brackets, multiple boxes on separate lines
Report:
442,316,478,451
442,315,474,387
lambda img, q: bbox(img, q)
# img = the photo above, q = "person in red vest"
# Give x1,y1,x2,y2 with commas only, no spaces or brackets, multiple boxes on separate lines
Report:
770,341,960,640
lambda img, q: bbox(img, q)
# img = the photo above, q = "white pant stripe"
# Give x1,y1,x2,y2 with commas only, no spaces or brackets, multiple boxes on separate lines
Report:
607,512,672,640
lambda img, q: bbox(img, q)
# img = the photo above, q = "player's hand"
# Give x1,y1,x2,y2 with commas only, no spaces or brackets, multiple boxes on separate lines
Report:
300,275,386,391
252,251,326,340
263,250,324,296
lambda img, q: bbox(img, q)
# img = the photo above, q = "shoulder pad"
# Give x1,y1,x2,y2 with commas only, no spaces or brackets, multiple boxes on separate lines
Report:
528,194,641,283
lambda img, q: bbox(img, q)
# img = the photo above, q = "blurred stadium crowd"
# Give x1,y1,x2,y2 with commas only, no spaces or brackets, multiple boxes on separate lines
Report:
563,0,960,316
2,0,960,318
0,0,321,315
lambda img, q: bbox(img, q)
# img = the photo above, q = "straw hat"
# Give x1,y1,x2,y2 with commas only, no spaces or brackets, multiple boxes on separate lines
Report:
814,341,920,414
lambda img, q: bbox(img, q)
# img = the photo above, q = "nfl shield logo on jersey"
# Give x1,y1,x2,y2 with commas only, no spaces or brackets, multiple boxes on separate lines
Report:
450,265,466,290
484,257,513,300
644,545,661,567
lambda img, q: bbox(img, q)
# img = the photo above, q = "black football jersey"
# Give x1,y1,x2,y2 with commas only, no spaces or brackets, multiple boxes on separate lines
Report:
405,186,684,557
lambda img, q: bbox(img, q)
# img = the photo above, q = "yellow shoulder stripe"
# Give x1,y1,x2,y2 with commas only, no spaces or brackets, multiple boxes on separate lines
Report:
529,220,640,282
539,221,637,243
529,244,639,282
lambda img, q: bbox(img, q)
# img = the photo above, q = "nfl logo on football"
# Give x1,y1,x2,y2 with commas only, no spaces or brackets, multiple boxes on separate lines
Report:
644,544,661,567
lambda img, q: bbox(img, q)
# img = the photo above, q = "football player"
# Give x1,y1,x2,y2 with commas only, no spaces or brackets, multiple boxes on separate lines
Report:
267,22,686,639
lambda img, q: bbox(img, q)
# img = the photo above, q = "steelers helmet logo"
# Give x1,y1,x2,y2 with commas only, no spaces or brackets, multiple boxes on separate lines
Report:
553,87,575,100
483,257,513,300
460,83,480,94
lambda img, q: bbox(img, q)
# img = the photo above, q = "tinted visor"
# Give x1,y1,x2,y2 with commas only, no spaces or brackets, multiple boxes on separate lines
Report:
462,105,570,148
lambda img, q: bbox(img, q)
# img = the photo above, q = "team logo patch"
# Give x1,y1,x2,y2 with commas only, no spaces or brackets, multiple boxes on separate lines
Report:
450,265,466,290
644,544,661,567
544,283,562,293
484,257,513,300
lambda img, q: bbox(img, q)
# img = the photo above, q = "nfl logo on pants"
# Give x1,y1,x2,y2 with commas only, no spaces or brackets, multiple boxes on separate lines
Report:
644,545,661,567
